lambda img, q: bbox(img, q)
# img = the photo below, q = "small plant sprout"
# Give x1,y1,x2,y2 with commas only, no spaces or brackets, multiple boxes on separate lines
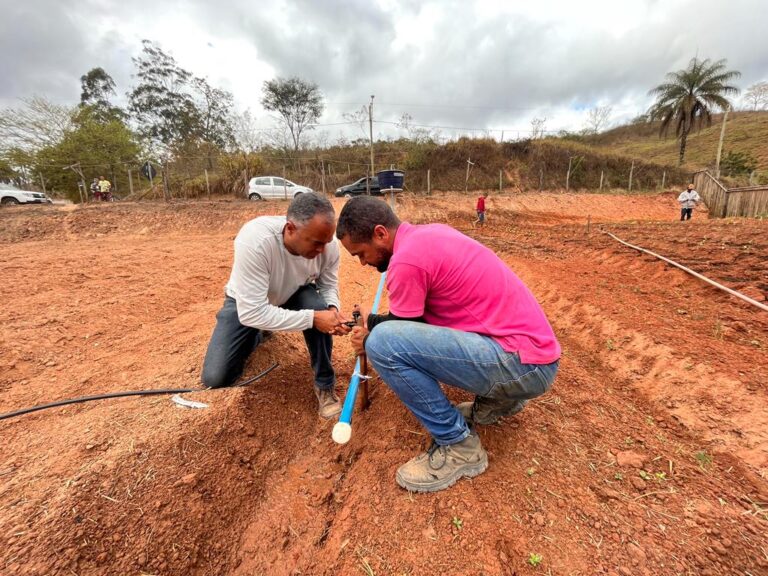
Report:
528,552,543,567
639,470,651,481
606,338,616,351
451,516,463,531
527,467,536,477
654,471,667,481
696,451,713,468
614,472,623,481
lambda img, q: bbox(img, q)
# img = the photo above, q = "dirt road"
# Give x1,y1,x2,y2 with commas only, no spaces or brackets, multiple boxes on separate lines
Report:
1,193,766,575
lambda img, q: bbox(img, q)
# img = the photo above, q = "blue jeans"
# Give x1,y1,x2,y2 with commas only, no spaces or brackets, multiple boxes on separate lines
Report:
365,321,559,445
201,285,335,389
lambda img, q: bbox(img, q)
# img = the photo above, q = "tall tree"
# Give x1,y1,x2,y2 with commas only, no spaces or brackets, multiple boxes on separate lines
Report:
34,117,140,202
192,77,235,149
647,57,740,165
128,40,200,150
79,67,125,123
261,77,324,152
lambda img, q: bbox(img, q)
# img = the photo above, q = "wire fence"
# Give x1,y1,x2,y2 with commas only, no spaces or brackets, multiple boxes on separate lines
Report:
22,140,690,203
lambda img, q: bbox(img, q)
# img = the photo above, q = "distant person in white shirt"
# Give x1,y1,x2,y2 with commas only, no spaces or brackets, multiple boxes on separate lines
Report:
677,184,701,221
202,193,352,418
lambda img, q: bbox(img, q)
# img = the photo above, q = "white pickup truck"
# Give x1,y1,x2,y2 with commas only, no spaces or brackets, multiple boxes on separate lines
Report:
0,184,52,205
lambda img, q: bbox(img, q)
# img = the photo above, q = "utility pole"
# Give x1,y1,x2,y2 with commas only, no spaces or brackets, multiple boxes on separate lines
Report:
465,157,475,193
715,106,730,178
369,95,375,180
64,162,86,203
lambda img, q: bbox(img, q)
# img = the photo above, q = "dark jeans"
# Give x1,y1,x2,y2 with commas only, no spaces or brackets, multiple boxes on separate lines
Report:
201,285,335,389
680,207,693,220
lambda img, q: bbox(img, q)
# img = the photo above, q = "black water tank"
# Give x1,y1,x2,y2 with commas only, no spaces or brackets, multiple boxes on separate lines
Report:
377,170,405,190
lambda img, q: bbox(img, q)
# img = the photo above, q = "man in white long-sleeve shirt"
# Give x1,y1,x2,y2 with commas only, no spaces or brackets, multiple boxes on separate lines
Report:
202,193,351,418
677,184,701,221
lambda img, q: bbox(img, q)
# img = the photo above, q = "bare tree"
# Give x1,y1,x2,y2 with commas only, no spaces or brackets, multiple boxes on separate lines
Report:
232,109,262,152
530,117,547,139
583,105,612,134
743,81,768,111
0,96,74,153
343,105,369,140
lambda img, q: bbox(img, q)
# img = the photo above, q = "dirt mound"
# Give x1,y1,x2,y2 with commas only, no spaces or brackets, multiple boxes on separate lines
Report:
1,194,766,575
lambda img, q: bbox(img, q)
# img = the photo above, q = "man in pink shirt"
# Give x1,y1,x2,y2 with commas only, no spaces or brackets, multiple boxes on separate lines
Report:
336,196,560,493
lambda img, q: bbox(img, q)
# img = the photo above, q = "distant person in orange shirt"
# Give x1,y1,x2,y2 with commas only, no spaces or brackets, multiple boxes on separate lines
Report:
473,191,489,227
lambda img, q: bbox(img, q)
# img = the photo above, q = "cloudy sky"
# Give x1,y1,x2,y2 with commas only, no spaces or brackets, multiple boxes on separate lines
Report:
2,0,767,141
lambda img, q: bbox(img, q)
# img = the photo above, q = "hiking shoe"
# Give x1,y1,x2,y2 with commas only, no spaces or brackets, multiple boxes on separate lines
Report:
395,432,488,493
457,397,528,426
314,385,342,419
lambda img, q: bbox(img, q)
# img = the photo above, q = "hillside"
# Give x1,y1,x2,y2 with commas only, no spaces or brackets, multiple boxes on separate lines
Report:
584,111,768,175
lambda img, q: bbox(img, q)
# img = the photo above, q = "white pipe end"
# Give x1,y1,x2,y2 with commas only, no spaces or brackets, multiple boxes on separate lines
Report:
332,422,352,444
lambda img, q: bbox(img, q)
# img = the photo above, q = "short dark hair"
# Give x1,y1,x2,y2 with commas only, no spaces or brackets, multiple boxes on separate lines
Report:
336,196,400,243
286,192,335,226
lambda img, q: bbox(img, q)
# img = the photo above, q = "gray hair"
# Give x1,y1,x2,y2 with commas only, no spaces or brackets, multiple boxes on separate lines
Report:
286,193,335,226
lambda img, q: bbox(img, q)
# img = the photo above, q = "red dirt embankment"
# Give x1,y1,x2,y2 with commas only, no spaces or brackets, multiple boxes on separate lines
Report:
1,193,766,575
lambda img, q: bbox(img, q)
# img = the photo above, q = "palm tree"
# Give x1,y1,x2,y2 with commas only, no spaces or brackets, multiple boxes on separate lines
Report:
647,58,740,165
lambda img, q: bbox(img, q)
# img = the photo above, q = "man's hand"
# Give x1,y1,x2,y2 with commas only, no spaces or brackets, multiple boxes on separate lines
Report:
313,309,350,335
351,326,369,356
329,308,352,336
352,304,371,330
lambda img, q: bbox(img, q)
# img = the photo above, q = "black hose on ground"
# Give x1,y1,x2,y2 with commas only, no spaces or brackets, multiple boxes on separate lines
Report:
0,362,279,422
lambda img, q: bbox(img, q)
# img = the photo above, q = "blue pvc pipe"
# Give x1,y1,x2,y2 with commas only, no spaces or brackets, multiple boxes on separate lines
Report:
337,272,386,426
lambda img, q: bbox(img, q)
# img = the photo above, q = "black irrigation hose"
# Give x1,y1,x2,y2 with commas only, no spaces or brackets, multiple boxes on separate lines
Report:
0,362,280,422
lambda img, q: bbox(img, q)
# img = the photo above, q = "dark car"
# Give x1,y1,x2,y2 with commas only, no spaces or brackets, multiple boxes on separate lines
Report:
334,176,381,198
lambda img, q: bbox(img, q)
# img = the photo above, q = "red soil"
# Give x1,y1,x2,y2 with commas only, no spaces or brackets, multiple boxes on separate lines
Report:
1,192,766,575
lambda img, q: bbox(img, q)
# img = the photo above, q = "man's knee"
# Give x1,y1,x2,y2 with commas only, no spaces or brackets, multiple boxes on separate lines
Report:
365,321,409,365
201,364,233,389
287,285,327,311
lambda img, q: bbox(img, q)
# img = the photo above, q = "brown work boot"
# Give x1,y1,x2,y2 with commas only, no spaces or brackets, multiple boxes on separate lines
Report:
314,385,342,419
457,397,528,426
395,432,488,493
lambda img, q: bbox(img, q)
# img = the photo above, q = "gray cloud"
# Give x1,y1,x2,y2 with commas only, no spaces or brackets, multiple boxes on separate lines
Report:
2,0,767,134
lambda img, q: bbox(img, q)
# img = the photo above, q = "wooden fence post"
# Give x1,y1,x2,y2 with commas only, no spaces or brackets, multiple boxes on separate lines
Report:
204,169,210,199
628,160,635,192
321,161,326,195
163,162,170,201
128,169,134,196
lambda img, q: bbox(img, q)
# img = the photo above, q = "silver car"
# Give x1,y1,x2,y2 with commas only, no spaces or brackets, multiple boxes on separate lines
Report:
248,177,313,200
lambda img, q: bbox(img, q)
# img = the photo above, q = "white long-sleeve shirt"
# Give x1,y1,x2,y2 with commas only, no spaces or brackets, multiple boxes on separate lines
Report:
225,216,341,331
677,189,701,208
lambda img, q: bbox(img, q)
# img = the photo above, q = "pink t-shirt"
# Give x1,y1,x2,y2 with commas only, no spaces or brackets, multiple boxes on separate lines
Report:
386,222,561,364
